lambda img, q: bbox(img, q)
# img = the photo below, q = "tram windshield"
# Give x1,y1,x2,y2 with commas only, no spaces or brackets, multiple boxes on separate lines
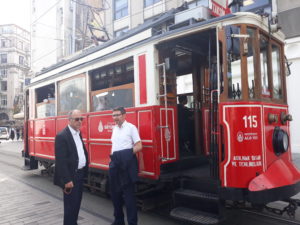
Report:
222,25,285,102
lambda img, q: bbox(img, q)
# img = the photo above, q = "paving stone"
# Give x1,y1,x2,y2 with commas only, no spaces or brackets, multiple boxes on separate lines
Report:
0,172,110,225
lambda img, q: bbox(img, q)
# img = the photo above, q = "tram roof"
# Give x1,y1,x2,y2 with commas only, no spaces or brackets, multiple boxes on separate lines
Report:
31,10,284,86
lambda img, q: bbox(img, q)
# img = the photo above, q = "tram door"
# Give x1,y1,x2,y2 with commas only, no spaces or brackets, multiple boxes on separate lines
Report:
157,30,218,158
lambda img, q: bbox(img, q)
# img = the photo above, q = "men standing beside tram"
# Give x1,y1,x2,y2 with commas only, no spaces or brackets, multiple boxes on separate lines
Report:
109,107,142,225
54,109,88,225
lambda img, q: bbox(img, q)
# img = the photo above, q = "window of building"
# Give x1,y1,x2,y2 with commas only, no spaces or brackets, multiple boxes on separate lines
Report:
20,82,24,92
19,55,24,65
1,39,10,48
144,0,161,7
188,0,209,8
1,81,7,91
0,54,7,64
17,41,24,50
114,27,129,37
0,69,7,78
0,95,7,106
0,26,12,34
114,0,128,20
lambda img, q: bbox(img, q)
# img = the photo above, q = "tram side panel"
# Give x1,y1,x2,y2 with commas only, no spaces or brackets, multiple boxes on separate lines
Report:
26,105,179,180
34,118,56,161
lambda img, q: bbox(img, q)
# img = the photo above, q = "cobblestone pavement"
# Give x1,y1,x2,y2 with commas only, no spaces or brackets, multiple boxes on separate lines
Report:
0,171,110,225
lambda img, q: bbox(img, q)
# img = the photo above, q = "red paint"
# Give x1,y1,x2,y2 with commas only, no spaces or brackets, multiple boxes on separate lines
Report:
26,106,178,180
138,54,147,104
249,158,300,191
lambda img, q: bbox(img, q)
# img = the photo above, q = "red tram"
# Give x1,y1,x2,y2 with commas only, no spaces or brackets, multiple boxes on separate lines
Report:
23,10,300,224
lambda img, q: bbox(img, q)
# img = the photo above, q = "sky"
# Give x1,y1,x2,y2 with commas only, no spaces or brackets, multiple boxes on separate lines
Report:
0,0,31,31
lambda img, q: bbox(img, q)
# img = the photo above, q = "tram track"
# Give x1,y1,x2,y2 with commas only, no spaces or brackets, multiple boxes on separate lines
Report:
241,209,300,225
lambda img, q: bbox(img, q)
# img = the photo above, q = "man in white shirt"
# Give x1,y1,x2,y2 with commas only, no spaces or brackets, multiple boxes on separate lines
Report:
110,107,142,225
54,109,88,225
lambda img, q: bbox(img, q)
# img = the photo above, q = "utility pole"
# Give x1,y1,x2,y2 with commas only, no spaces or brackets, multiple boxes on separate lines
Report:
72,0,77,54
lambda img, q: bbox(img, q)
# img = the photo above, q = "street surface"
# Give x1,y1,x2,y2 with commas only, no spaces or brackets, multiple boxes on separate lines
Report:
0,140,178,225
0,140,300,225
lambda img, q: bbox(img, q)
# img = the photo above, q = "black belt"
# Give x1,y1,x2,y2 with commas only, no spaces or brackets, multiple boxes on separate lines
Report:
75,168,84,173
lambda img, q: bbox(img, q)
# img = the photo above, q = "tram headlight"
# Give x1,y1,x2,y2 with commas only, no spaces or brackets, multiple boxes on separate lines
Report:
273,127,289,156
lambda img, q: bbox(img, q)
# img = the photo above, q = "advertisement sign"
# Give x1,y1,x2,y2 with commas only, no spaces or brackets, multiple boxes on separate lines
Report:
210,0,231,17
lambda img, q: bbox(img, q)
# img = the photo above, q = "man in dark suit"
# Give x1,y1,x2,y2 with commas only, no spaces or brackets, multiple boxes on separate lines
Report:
54,109,88,225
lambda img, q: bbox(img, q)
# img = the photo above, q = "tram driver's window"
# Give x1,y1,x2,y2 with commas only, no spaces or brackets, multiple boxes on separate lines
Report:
260,35,270,98
247,28,256,99
226,26,242,100
58,75,87,115
271,44,283,99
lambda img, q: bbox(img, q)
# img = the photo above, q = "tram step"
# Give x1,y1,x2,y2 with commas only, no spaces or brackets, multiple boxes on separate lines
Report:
173,189,219,214
170,207,220,225
181,178,219,194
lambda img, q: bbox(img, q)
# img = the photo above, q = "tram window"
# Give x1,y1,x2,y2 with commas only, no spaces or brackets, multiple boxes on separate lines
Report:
271,44,283,99
90,57,134,112
260,35,270,98
58,75,87,115
92,84,134,111
226,25,242,100
247,28,256,99
35,84,55,118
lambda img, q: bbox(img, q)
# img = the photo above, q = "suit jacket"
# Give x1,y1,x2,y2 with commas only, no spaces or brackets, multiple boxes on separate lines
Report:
53,126,88,189
109,148,138,192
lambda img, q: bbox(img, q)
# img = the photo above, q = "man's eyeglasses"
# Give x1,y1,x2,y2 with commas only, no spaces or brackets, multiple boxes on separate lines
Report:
112,114,122,117
72,117,84,122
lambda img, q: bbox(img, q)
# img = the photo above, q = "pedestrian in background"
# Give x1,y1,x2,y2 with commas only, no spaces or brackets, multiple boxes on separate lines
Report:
109,107,142,225
10,128,15,141
16,128,20,140
54,109,88,225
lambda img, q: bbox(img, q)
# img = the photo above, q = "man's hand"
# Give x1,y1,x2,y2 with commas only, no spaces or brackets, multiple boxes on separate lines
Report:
64,181,74,194
133,141,142,154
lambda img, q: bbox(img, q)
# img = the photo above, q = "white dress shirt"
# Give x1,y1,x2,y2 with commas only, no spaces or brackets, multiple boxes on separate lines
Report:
68,125,86,169
111,121,141,153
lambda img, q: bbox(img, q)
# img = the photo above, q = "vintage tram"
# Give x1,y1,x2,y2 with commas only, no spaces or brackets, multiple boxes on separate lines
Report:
23,8,300,224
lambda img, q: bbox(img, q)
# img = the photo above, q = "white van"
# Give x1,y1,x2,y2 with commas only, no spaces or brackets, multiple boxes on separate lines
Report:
0,127,9,140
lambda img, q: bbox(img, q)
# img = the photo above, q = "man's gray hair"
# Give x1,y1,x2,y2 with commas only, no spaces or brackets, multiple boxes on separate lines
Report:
68,110,80,120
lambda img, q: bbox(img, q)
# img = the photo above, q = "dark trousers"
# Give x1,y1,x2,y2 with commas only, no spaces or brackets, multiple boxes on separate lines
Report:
109,168,137,225
63,170,84,225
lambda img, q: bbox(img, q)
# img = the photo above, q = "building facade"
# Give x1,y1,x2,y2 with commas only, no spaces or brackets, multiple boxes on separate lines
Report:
31,0,104,73
0,24,30,126
278,0,300,153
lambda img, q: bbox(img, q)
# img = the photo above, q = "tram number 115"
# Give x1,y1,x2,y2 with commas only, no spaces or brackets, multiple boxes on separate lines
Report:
242,115,258,128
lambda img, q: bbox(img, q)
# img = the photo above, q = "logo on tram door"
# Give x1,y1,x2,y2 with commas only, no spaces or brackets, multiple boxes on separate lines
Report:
98,121,104,132
237,131,244,142
98,120,114,133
